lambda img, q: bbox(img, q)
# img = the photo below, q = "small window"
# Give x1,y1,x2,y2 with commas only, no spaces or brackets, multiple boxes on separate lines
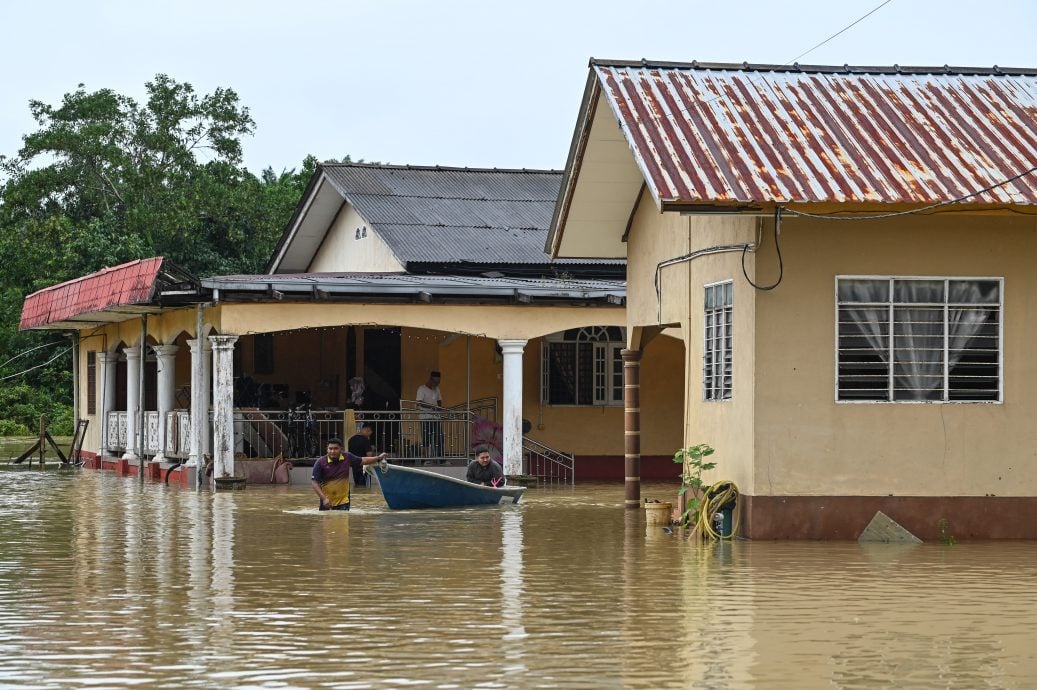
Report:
703,281,733,401
87,352,97,415
836,277,1002,402
541,327,625,406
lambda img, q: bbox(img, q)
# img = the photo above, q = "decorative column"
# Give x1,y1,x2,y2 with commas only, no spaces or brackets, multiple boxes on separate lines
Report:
621,349,643,509
498,339,527,477
186,339,204,471
200,339,213,460
152,344,179,463
209,335,238,481
98,351,119,455
122,347,141,461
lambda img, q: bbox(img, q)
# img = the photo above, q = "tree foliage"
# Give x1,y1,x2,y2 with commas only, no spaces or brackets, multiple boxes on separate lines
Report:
0,75,321,433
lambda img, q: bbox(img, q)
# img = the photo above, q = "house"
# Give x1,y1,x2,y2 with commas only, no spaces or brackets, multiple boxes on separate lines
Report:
547,59,1037,538
21,164,686,485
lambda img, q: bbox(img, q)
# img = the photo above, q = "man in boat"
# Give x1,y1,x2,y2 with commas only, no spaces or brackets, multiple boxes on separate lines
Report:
311,437,386,510
466,447,504,487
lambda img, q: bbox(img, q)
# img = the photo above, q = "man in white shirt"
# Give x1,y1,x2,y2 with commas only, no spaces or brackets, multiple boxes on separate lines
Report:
416,371,444,458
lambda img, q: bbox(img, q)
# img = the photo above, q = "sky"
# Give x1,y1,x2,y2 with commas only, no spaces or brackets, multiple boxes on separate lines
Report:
1,0,1035,175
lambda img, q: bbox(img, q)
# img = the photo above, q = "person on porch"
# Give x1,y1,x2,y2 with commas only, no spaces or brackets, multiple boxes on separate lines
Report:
416,371,444,459
311,437,385,511
466,447,504,487
348,422,377,486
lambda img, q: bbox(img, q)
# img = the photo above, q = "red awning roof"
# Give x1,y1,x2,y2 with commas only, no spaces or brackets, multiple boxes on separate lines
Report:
20,258,166,331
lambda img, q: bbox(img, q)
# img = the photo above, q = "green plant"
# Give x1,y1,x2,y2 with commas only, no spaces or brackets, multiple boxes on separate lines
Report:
937,518,957,546
673,443,716,526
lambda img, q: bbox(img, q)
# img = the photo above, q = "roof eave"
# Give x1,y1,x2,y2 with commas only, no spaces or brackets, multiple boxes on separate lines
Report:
546,67,601,259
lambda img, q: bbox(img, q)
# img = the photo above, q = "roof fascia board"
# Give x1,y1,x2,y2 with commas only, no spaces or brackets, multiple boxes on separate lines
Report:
547,68,601,258
267,170,338,274
591,65,664,213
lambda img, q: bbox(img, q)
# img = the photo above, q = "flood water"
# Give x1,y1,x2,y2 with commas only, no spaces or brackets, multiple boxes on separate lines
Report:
0,470,1035,689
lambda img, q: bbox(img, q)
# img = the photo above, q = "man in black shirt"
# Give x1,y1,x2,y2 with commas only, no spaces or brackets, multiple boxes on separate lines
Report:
466,447,504,486
348,423,376,486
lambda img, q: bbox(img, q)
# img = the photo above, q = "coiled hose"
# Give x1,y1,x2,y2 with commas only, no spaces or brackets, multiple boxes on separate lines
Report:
689,480,741,541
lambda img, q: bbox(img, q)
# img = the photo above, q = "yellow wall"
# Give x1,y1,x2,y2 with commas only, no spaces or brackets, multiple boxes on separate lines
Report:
307,203,404,272
626,196,758,490
753,213,1037,497
219,302,623,340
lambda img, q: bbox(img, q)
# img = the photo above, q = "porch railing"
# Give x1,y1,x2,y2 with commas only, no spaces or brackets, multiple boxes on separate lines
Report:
103,399,574,484
523,436,575,484
105,410,191,458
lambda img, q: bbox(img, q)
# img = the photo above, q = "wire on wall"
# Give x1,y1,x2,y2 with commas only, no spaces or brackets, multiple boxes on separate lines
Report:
742,207,784,291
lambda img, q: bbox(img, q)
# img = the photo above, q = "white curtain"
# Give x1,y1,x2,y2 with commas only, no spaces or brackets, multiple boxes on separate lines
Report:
842,279,996,401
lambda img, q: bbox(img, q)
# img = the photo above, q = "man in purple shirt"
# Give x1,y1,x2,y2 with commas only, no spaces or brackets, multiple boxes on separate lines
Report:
311,437,385,511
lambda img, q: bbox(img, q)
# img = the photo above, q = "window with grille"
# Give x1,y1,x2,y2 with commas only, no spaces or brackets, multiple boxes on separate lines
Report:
540,327,624,406
86,352,96,415
836,277,1002,402
703,281,733,401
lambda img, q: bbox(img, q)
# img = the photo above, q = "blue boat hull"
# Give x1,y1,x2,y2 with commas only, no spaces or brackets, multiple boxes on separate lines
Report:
371,463,525,509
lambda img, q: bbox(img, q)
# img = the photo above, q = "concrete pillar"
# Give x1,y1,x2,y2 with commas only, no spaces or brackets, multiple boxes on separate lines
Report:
209,335,238,481
98,351,119,455
621,349,642,509
200,339,212,459
186,339,205,471
498,339,527,477
123,347,141,461
152,344,179,463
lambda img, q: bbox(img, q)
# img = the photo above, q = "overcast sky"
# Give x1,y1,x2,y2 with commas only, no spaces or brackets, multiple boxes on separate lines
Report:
2,0,1035,175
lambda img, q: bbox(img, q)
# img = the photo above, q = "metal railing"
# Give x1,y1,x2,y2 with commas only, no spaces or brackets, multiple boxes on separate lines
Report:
102,397,574,484
523,436,575,484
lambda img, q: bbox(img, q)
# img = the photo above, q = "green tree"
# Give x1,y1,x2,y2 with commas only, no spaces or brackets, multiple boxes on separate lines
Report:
0,75,319,432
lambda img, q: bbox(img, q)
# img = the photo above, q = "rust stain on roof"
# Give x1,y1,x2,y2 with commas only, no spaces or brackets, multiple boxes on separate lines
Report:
593,61,1037,207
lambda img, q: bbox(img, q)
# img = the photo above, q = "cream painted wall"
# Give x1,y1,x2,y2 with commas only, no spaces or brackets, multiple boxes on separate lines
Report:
556,93,644,259
307,203,404,272
753,213,1037,497
626,196,758,491
220,302,624,340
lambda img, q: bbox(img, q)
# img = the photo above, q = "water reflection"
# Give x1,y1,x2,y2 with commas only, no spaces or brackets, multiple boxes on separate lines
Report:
1,472,1036,688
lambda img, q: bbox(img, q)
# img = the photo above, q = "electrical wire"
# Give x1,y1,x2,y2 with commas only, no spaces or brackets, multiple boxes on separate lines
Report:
786,1,895,65
742,207,784,291
0,350,72,381
781,165,1037,221
636,0,896,117
0,340,66,369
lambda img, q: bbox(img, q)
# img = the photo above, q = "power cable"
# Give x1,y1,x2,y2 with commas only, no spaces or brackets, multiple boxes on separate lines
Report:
782,165,1037,221
0,340,66,369
742,207,784,291
625,0,897,117
0,347,72,382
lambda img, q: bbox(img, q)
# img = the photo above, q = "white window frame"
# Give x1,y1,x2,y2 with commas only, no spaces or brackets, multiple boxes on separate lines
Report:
703,280,733,402
540,327,625,407
834,275,1004,404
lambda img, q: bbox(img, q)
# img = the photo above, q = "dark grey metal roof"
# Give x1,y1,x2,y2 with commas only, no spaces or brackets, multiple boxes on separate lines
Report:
204,272,625,306
321,165,620,265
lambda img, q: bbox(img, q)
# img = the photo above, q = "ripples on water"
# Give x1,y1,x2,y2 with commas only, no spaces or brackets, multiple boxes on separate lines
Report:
0,470,1035,689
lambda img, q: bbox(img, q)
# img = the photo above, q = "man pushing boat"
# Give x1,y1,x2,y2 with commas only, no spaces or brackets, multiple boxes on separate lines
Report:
311,437,386,511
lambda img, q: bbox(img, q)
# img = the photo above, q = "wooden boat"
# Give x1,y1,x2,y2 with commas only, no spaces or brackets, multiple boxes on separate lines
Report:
370,462,525,509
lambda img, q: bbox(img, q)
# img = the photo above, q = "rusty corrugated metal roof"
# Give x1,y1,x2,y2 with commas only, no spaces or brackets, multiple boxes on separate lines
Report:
20,258,164,330
592,60,1037,207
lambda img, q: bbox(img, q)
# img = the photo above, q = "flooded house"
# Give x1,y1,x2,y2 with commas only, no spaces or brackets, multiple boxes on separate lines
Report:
547,59,1037,538
20,164,686,486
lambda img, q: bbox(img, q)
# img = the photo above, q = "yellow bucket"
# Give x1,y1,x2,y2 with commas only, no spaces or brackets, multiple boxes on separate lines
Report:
644,501,673,526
